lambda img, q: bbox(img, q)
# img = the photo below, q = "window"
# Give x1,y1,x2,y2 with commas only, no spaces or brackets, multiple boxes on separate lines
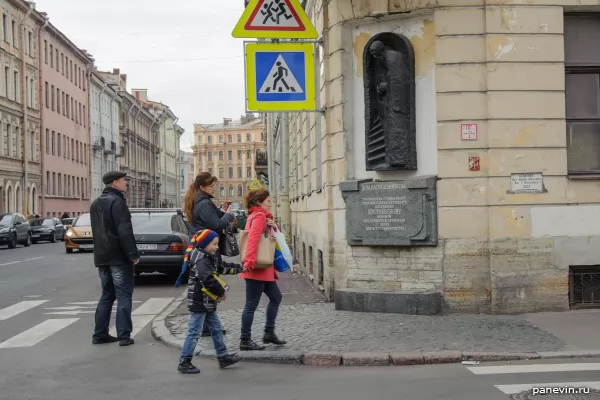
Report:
229,185,234,197
51,85,55,110
44,40,47,63
66,94,70,118
55,49,58,71
228,134,232,143
45,82,49,108
565,15,600,174
2,15,6,42
246,133,251,142
207,151,212,161
219,187,225,197
13,71,17,102
49,44,53,67
52,172,56,195
219,168,224,179
57,174,62,195
27,31,32,55
238,185,243,197
61,53,64,75
70,60,73,82
228,167,233,178
51,131,55,155
247,150,251,160
83,106,86,127
45,129,49,154
208,167,213,174
219,135,223,143
228,150,232,160
46,171,50,194
238,167,242,178
208,135,212,144
11,20,15,47
57,134,61,157
4,67,8,98
246,167,251,178
219,151,223,161
237,150,242,160
237,134,242,142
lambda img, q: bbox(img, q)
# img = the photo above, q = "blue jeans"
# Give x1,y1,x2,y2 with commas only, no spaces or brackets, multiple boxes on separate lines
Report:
241,279,282,341
93,265,134,341
180,311,227,360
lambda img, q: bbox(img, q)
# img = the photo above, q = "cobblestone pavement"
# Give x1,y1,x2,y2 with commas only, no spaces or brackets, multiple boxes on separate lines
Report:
166,302,565,355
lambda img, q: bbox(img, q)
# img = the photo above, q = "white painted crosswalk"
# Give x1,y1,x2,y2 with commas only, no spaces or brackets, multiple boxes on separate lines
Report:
0,297,174,350
466,362,600,396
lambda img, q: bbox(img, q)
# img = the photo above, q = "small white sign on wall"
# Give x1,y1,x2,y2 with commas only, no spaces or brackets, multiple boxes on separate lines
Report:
510,173,545,193
461,124,478,141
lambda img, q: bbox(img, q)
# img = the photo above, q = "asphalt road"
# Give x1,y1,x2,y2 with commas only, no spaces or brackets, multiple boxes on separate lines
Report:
2,242,600,400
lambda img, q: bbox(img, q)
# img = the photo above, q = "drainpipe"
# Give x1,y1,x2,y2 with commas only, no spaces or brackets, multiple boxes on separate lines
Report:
20,2,35,214
85,64,93,204
98,83,107,187
38,13,49,215
279,112,291,243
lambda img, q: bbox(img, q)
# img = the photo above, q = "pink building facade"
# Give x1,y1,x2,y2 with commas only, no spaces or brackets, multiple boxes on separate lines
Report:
40,24,92,218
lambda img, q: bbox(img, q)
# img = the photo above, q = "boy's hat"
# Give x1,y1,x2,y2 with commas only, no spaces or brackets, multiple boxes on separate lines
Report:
196,229,219,249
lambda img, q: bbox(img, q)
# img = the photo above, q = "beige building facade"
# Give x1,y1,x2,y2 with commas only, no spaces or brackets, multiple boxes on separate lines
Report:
0,0,44,216
193,114,265,207
278,0,600,314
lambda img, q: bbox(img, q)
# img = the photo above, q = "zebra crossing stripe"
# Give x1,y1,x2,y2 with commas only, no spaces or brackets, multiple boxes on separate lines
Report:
109,297,174,338
0,300,48,321
0,318,79,348
467,363,600,375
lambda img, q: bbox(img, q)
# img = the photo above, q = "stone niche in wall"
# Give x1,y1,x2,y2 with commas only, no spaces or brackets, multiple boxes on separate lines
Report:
336,176,441,315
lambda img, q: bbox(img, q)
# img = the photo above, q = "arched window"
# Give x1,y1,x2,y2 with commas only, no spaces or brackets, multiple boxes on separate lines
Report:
219,186,225,198
229,185,234,197
237,185,243,197
6,186,12,212
15,186,21,213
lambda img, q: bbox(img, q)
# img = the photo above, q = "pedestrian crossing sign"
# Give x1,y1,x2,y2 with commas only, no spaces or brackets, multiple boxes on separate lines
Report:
245,42,315,112
232,0,318,39
249,177,263,190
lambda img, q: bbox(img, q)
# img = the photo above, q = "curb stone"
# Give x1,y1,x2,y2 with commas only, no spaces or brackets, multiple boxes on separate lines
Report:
152,298,600,367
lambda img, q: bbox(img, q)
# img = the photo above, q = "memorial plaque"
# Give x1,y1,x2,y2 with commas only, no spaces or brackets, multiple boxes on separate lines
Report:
510,173,545,194
339,176,438,246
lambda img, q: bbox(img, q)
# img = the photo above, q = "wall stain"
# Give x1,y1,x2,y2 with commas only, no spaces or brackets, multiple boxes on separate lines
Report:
353,32,372,77
410,19,435,79
488,37,515,60
501,8,519,31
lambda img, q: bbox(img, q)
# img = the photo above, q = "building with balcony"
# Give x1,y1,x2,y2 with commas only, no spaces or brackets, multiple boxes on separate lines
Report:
89,70,120,202
193,114,265,207
98,69,160,208
0,1,44,216
132,89,183,208
40,18,93,218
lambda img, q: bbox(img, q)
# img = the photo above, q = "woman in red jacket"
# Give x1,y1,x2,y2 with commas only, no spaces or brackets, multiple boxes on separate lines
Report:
239,189,287,351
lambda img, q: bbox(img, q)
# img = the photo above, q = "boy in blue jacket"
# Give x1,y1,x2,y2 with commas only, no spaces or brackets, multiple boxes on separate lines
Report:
177,229,243,374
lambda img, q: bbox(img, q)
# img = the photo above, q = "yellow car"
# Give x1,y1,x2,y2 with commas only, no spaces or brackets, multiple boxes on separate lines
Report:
64,213,93,253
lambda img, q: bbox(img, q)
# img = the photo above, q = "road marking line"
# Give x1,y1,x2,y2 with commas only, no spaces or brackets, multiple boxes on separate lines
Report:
132,298,174,316
67,301,141,306
109,315,156,338
495,381,600,394
23,295,43,298
44,311,95,315
0,300,48,321
0,318,79,348
0,257,44,267
467,363,600,375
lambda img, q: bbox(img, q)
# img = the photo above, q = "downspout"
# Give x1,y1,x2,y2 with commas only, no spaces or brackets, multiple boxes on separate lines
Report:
20,2,35,214
98,83,107,191
85,64,92,203
280,112,291,243
38,13,49,215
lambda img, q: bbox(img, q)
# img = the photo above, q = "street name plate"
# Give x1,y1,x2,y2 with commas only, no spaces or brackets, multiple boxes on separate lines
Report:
339,176,438,246
510,173,544,193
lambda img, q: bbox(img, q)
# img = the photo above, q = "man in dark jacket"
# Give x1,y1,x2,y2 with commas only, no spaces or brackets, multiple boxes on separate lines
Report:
90,171,140,347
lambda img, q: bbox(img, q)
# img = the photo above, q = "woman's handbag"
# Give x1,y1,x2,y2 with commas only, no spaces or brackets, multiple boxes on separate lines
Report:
219,222,240,257
239,215,276,269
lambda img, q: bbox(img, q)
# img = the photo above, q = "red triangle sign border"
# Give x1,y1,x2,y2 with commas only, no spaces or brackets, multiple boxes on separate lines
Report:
244,0,307,32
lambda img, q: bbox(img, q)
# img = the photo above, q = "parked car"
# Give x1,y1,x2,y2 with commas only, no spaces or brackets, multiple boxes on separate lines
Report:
0,213,32,248
30,218,66,243
64,214,93,253
130,208,190,279
61,217,75,227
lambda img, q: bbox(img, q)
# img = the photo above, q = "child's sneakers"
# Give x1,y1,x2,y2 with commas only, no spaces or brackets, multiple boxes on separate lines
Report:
178,357,200,374
218,353,242,369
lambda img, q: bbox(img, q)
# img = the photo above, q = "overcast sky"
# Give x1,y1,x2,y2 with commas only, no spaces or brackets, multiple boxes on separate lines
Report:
37,0,247,149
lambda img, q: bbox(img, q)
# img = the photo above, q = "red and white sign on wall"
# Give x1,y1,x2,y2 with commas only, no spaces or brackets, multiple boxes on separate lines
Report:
469,156,480,172
461,123,478,141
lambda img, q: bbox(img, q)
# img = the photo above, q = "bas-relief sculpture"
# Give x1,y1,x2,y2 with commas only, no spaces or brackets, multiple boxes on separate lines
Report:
363,32,417,171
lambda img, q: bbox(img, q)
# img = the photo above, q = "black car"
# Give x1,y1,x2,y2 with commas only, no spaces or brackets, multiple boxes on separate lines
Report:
0,213,32,248
130,209,190,278
30,217,66,243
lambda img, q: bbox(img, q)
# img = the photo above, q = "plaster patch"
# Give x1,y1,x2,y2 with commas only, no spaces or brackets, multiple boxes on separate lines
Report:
489,37,515,60
353,32,372,78
409,19,435,79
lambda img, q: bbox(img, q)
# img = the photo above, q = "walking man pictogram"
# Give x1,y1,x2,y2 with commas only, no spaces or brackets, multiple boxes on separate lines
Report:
265,61,296,93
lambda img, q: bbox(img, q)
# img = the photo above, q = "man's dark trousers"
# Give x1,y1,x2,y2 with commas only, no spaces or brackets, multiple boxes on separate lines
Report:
93,265,134,341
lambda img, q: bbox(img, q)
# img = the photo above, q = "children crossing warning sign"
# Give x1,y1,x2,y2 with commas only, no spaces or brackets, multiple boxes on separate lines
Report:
232,0,318,39
249,178,263,190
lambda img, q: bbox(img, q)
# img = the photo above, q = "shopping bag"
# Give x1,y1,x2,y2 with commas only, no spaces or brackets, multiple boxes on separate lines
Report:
239,214,276,269
273,230,293,273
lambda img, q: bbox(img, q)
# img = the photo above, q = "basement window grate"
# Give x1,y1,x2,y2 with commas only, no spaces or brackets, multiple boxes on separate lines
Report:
569,266,600,309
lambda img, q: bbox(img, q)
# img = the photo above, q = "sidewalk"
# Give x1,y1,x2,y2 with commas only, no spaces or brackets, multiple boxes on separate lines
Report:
152,265,600,367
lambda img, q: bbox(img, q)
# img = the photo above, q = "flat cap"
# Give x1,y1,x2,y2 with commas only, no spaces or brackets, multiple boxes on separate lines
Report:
102,171,127,185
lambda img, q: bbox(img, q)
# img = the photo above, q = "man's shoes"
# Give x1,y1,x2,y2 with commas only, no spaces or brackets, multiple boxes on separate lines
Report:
178,357,200,374
263,333,287,346
218,353,242,369
201,329,227,337
240,339,265,351
92,335,119,345
119,338,135,346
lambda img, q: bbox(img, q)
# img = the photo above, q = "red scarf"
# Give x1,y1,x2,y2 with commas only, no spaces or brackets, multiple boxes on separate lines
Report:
248,206,273,220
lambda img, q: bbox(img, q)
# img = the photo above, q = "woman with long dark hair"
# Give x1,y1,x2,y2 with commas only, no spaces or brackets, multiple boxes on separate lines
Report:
239,189,287,351
181,172,238,337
